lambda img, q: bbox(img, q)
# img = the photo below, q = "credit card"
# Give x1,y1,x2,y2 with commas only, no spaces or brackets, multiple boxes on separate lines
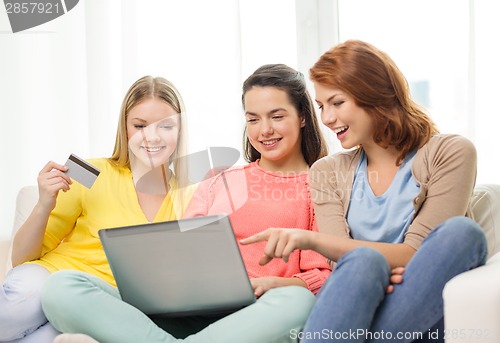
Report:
64,154,100,189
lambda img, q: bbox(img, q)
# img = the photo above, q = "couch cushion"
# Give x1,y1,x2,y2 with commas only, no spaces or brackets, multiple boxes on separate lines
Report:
13,185,39,233
4,184,500,273
0,240,10,282
470,184,500,259
5,185,39,271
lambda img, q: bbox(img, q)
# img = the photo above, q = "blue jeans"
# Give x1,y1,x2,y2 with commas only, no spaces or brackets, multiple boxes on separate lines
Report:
0,264,60,342
301,216,488,343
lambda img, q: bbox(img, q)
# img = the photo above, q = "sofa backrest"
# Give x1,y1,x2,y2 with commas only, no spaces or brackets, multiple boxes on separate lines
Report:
3,183,500,277
470,184,500,259
5,185,39,271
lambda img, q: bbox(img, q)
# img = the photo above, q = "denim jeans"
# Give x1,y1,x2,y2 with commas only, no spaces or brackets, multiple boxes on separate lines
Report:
0,264,59,342
301,216,488,343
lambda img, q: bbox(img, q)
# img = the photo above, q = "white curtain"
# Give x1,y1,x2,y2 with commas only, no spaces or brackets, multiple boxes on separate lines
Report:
1,1,90,239
336,0,500,184
473,0,500,185
0,0,307,239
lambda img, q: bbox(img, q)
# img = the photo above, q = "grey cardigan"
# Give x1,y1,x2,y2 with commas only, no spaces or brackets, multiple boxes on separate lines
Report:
309,134,477,250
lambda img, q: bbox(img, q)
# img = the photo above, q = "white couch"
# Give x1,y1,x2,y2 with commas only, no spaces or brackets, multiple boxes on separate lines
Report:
443,184,500,343
1,185,39,279
2,184,500,342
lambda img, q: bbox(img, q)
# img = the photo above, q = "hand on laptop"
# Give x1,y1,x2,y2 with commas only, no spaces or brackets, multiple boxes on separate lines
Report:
250,276,279,298
240,228,316,265
250,276,308,298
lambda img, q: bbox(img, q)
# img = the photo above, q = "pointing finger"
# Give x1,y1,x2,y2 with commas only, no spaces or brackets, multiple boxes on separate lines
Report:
240,230,269,245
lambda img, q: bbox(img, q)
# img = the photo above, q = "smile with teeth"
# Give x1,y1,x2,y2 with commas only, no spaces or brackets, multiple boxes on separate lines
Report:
333,126,349,134
261,138,281,146
143,146,165,153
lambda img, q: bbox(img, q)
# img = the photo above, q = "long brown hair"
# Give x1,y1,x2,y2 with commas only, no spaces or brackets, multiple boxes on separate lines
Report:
310,40,438,165
242,64,328,166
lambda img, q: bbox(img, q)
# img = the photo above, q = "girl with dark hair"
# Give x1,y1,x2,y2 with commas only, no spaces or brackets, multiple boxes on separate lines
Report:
242,63,328,167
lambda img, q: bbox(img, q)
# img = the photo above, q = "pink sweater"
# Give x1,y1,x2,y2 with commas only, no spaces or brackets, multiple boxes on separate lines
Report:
184,161,332,294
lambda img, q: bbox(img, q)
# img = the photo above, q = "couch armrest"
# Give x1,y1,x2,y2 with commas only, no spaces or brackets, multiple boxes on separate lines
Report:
1,186,38,283
0,238,10,283
443,251,500,343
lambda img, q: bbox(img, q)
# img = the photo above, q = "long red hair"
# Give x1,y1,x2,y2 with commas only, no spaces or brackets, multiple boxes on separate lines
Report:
310,40,438,165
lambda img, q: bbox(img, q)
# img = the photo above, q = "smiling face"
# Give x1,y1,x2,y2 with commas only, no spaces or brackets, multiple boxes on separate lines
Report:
314,83,375,150
244,86,306,172
127,97,180,171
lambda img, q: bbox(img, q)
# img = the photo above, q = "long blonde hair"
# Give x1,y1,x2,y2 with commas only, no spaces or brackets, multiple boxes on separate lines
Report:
109,75,190,209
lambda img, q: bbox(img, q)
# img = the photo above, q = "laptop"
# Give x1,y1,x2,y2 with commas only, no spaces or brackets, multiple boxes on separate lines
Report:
98,214,256,317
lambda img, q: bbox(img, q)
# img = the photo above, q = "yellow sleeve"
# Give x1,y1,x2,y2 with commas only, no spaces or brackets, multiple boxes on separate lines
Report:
40,178,84,256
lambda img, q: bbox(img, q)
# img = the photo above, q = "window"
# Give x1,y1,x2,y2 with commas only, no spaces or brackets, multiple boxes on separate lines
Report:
334,0,500,183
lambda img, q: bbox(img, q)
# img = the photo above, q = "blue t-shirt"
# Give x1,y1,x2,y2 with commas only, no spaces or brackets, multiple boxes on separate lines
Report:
347,150,420,243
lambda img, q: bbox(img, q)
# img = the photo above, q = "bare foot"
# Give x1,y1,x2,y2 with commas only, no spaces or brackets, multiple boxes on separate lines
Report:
54,333,99,343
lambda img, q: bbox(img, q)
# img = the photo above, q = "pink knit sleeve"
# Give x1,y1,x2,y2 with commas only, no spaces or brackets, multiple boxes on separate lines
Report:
292,208,332,294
